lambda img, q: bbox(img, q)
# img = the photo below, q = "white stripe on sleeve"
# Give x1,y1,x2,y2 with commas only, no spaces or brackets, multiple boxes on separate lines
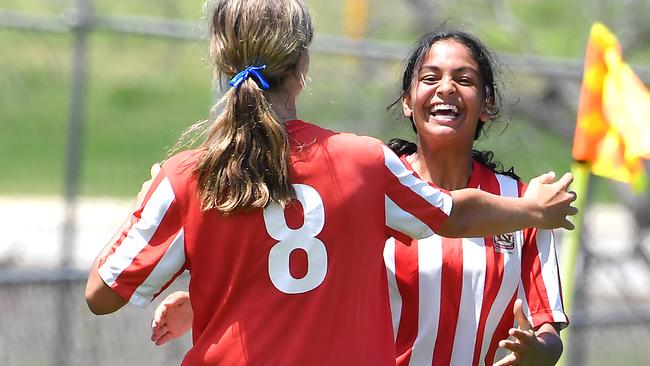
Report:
99,177,176,289
534,229,568,323
129,229,186,307
385,195,435,240
382,145,452,216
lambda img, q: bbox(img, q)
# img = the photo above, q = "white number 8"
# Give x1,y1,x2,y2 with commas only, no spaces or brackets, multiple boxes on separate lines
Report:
263,184,328,294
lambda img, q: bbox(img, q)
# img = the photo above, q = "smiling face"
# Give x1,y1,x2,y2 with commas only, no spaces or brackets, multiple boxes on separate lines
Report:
402,39,489,148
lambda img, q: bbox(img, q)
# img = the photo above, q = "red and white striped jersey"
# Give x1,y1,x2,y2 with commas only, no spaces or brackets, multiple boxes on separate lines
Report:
98,120,453,366
384,159,568,366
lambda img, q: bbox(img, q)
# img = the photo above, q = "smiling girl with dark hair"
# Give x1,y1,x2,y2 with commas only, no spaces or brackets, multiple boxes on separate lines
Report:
385,30,566,366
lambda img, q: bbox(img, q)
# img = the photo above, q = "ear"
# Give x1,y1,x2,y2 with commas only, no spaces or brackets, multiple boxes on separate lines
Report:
479,101,490,123
402,94,413,118
298,50,310,74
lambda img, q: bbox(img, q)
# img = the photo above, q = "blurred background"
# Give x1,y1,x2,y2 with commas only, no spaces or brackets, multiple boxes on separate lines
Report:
1,0,650,365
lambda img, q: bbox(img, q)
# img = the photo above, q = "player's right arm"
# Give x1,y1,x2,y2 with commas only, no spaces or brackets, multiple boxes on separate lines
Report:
441,171,577,237
382,146,577,239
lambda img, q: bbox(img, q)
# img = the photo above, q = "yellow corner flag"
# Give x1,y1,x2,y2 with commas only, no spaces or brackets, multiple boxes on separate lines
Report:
572,22,650,189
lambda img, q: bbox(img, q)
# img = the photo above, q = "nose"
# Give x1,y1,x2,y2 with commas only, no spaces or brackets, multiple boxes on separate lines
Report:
436,77,456,96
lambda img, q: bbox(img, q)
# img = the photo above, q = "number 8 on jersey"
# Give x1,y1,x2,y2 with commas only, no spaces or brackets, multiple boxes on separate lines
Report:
263,184,328,294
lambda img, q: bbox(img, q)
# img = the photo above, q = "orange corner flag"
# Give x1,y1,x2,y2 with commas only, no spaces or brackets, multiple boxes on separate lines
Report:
572,23,650,189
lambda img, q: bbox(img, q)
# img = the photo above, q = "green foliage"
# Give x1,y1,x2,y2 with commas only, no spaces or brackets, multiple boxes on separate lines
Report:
81,33,212,196
0,31,70,194
0,29,212,196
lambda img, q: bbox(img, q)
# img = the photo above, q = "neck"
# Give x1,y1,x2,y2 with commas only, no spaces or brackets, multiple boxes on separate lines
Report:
266,77,301,123
408,139,474,190
266,91,298,122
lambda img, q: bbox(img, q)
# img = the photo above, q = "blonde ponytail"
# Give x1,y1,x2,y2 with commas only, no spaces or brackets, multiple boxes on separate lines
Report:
195,78,293,212
185,0,312,213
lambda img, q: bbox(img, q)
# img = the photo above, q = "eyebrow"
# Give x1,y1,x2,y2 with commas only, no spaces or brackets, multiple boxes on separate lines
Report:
419,65,479,74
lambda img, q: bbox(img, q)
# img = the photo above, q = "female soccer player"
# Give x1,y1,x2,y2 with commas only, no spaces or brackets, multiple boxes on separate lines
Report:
383,30,567,366
86,1,576,364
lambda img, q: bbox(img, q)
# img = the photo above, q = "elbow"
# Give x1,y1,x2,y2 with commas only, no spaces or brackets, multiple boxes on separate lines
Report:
85,286,113,315
86,301,107,316
84,277,125,315
436,218,469,238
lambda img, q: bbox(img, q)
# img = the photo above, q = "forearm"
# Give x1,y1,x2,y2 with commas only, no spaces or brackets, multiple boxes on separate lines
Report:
438,188,540,238
535,323,563,365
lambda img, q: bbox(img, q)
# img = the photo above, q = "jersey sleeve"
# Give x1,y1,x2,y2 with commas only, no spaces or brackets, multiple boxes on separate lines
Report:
97,165,187,308
519,227,569,329
382,145,453,240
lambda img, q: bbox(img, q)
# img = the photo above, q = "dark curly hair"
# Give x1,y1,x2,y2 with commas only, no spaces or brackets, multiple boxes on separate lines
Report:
388,29,518,180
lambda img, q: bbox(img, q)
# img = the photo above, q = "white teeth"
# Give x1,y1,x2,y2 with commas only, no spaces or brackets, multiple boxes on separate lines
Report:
432,104,459,113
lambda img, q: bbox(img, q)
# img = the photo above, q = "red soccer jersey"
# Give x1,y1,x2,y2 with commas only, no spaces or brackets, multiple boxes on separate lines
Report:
98,120,453,366
384,159,568,366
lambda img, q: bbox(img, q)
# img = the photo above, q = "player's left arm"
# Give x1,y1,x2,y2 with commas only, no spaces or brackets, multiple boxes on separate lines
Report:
494,299,563,366
85,240,130,314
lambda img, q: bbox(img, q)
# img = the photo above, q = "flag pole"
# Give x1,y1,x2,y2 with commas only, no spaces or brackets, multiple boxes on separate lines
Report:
557,162,591,366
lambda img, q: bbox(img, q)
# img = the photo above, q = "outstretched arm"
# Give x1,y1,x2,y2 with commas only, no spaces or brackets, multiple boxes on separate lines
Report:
438,172,577,238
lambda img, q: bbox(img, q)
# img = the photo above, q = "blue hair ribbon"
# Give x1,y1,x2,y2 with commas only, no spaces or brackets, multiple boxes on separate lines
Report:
228,65,270,90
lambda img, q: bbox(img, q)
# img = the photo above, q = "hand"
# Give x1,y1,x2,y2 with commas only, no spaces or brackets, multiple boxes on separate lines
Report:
523,172,578,230
493,299,547,366
151,291,193,346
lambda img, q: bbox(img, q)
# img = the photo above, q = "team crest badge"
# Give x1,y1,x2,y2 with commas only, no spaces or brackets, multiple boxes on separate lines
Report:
493,233,515,252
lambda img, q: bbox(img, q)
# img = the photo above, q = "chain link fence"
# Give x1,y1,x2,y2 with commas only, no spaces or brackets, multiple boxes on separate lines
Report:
2,0,650,365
